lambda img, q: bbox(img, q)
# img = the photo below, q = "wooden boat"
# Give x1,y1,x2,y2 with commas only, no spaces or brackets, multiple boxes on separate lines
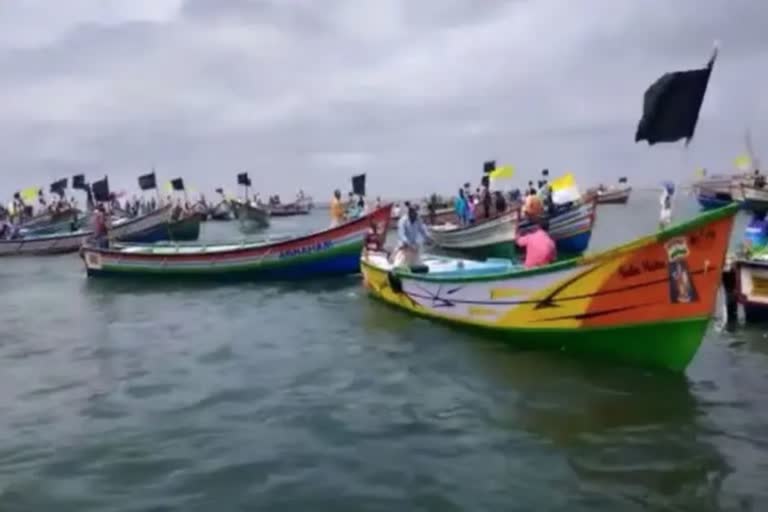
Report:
81,205,393,280
695,187,733,210
0,205,172,257
209,200,233,221
595,186,632,205
428,201,596,258
361,203,739,372
18,208,80,234
728,254,768,322
737,184,768,211
118,212,201,243
231,201,270,233
264,201,311,217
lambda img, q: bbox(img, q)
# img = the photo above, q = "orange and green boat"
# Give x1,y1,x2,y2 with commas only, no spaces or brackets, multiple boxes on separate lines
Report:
361,203,738,372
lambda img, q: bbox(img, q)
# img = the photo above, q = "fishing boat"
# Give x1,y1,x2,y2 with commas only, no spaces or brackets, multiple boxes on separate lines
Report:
117,212,201,243
694,186,733,210
361,203,738,372
209,200,233,221
231,201,270,233
19,208,80,234
595,187,632,205
0,205,172,257
81,205,393,280
727,253,768,322
428,201,596,258
737,184,768,211
264,201,311,217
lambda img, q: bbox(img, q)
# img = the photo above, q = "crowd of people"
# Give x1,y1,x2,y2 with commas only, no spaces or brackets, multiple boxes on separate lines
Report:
355,175,559,270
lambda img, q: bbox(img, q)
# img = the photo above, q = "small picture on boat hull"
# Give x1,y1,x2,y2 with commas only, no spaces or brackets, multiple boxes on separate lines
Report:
665,238,698,304
668,260,698,303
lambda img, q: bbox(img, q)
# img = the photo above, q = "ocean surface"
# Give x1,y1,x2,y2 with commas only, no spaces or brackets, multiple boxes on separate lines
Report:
1,191,766,511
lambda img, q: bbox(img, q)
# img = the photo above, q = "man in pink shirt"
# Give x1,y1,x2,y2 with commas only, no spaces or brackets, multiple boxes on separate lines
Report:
516,220,556,268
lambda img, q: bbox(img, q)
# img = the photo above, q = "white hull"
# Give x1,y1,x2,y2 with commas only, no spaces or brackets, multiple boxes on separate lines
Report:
739,185,768,207
429,210,518,249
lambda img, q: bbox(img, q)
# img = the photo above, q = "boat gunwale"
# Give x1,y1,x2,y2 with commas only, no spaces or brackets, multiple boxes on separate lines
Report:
362,202,739,283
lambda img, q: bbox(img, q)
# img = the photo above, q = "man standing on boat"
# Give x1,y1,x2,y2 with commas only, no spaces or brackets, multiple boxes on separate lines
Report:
91,204,110,249
392,205,431,268
659,182,675,230
330,189,345,227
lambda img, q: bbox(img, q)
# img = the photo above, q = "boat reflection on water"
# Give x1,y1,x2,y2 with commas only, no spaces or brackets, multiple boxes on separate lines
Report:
466,342,731,510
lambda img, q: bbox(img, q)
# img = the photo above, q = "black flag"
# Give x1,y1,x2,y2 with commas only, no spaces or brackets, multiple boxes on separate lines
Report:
635,47,717,146
237,172,251,187
171,178,185,191
352,174,366,196
618,176,628,184
91,176,110,202
483,160,496,174
138,172,157,191
215,187,224,194
542,169,549,177
49,178,67,195
72,174,86,190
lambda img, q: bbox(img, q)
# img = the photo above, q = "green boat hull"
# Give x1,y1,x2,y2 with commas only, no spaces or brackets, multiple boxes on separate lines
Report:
371,290,709,372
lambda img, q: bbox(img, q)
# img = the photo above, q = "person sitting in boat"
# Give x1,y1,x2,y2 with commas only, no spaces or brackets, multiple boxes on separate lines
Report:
516,219,556,268
392,205,431,268
745,210,768,251
330,189,346,227
363,222,385,257
493,190,507,215
753,169,765,189
522,188,544,220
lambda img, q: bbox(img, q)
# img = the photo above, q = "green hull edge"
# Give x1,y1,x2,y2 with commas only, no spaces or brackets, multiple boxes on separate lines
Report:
368,291,709,372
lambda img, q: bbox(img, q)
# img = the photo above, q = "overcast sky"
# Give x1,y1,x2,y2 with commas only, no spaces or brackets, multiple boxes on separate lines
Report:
0,0,766,198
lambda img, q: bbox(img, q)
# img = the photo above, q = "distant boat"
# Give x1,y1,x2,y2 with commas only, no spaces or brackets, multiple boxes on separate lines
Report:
595,186,632,204
208,200,233,221
81,205,394,281
0,205,173,257
264,201,311,217
231,201,271,233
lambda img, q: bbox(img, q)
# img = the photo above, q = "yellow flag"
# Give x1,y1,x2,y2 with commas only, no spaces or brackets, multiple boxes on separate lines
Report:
489,165,514,180
695,168,707,178
20,186,40,202
164,181,173,193
550,172,576,192
735,154,752,171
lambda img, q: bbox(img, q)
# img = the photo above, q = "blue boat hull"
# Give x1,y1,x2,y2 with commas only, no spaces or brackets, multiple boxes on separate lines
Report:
556,230,593,257
697,196,732,210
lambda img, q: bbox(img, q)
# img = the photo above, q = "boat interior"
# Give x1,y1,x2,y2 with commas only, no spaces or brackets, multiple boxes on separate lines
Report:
365,252,519,277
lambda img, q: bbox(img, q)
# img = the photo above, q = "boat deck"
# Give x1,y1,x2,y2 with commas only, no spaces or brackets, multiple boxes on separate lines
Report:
366,252,518,277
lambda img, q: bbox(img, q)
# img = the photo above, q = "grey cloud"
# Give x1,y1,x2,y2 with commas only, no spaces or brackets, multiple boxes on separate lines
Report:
0,0,766,198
